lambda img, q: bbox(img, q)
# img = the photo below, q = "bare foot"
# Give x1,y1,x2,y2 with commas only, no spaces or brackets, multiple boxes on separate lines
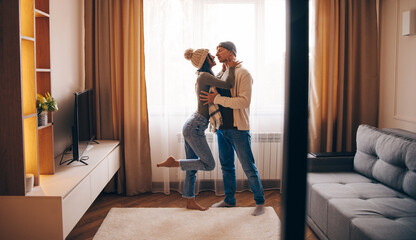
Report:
186,198,208,211
157,156,180,168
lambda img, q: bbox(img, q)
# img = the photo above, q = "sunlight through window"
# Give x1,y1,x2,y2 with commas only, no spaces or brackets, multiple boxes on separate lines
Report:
144,0,286,116
144,0,286,192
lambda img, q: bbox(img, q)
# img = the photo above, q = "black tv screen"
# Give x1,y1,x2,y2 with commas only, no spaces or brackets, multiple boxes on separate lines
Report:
72,89,95,163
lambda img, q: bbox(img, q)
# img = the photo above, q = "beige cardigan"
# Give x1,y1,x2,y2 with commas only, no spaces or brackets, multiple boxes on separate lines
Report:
214,64,252,131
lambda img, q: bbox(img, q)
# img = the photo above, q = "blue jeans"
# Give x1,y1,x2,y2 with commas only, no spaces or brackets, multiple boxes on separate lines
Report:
217,129,265,205
181,112,215,198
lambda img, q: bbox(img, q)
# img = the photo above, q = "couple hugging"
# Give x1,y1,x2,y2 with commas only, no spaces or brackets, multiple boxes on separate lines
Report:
157,41,265,216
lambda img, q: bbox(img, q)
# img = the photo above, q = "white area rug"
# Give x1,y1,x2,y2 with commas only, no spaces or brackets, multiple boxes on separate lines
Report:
94,207,280,240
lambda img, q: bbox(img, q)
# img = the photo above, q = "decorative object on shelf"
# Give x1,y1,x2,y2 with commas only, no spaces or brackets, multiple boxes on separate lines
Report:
38,111,48,126
36,92,58,126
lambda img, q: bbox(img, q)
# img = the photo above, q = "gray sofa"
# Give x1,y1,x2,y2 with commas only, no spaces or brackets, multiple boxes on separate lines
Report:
306,124,416,240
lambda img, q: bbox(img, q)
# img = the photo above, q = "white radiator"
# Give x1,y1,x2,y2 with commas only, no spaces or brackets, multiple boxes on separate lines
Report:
177,132,283,185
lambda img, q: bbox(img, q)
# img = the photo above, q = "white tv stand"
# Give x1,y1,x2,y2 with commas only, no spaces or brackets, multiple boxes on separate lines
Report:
85,143,95,152
0,140,120,240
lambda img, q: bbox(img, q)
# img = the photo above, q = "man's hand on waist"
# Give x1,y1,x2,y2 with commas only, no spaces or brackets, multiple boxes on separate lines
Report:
200,88,218,105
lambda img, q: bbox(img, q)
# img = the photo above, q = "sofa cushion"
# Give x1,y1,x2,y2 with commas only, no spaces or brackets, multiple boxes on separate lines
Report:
327,197,416,240
354,125,416,199
308,172,408,237
351,217,416,240
307,172,372,221
382,127,416,140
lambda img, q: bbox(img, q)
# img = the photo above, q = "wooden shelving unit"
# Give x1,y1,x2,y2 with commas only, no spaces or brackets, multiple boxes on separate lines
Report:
0,0,52,195
35,0,54,175
0,4,124,238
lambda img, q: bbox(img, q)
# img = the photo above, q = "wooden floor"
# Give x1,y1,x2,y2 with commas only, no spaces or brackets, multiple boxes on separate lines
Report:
67,190,318,240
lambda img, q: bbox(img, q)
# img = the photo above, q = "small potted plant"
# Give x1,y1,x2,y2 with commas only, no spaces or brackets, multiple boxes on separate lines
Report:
36,92,58,126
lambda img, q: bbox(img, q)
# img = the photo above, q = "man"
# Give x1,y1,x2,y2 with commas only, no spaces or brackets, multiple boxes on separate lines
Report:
200,41,265,216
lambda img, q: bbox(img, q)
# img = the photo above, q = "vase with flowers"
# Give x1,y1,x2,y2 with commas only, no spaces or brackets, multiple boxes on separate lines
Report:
36,92,58,126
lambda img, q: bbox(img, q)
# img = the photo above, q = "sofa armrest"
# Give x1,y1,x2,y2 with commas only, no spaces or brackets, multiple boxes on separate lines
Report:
307,152,355,172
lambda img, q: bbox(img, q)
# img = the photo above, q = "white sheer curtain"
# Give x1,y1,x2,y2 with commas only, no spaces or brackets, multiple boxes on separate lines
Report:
144,0,285,195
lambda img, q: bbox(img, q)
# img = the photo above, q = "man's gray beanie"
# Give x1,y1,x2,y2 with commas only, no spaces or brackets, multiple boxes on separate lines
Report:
218,41,237,56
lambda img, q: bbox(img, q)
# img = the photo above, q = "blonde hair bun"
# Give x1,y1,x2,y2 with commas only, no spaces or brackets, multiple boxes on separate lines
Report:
184,48,194,60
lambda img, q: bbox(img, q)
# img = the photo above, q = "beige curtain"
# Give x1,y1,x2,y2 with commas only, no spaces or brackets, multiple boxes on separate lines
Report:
85,0,152,195
309,0,379,152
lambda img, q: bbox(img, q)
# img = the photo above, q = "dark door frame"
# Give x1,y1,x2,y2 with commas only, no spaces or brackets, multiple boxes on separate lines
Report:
281,1,309,239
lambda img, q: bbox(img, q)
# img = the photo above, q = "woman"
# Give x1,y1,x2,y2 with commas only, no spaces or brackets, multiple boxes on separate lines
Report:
157,48,241,210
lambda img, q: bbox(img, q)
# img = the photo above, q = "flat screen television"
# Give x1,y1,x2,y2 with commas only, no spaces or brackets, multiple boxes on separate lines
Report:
69,89,96,165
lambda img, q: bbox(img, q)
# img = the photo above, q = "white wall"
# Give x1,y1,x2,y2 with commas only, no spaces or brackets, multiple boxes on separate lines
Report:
379,0,416,132
50,0,85,157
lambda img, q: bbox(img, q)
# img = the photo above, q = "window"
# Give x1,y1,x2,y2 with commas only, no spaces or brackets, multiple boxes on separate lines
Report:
144,0,285,118
144,0,286,192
